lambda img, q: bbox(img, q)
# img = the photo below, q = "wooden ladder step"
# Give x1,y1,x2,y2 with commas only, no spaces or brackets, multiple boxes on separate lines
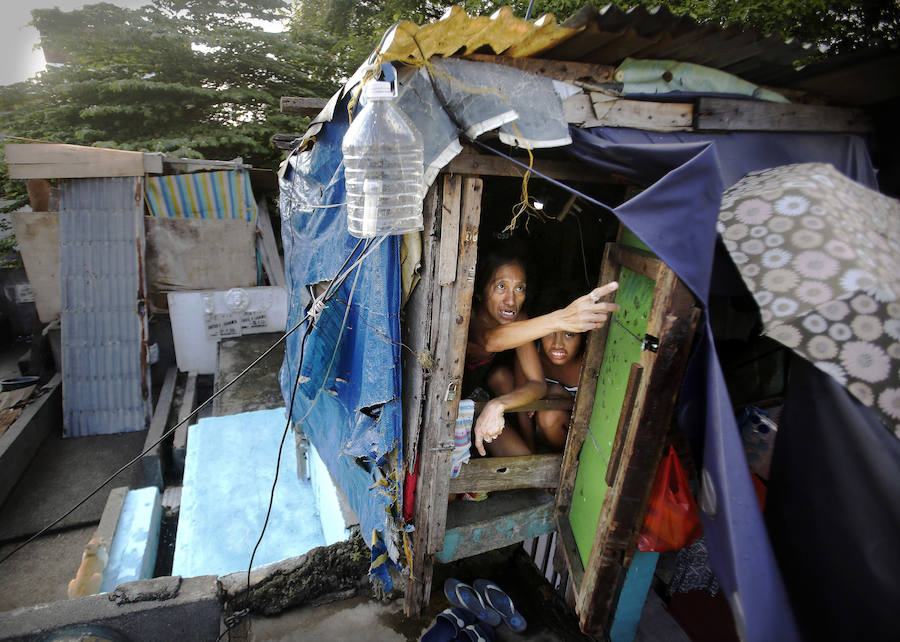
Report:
435,488,556,563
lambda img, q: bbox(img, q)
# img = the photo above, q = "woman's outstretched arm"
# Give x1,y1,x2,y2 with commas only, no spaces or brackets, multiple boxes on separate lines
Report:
483,281,620,353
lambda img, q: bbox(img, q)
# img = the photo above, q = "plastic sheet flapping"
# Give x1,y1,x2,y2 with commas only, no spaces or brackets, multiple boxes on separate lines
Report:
568,126,877,642
278,93,404,559
276,58,577,567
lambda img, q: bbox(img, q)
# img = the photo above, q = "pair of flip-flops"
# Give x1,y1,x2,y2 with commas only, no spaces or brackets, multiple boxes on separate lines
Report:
443,578,527,633
420,607,495,642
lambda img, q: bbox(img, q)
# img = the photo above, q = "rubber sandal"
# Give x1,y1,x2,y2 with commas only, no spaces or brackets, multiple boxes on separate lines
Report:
444,578,501,627
421,607,475,642
472,579,527,633
459,622,495,642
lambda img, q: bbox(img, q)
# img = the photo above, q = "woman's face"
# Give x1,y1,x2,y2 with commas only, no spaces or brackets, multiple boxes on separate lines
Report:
541,331,582,366
482,262,526,325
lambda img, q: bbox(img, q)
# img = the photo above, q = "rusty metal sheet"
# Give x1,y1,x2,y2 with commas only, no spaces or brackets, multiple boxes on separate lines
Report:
59,177,151,437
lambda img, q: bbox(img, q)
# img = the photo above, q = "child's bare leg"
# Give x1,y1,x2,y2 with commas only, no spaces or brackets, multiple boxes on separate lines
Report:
486,421,532,456
536,409,569,451
536,381,572,451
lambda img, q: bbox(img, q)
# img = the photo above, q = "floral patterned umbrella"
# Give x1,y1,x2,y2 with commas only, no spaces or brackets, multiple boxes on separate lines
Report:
717,163,900,438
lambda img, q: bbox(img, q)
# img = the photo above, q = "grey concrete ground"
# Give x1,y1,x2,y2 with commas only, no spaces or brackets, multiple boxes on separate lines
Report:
0,525,94,612
0,429,146,541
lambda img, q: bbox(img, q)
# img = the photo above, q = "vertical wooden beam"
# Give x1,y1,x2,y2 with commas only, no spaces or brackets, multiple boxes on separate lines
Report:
404,175,482,616
402,183,441,473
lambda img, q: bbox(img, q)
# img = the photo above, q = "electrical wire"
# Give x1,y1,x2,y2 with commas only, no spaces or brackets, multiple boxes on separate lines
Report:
218,246,367,641
0,236,378,569
0,313,312,567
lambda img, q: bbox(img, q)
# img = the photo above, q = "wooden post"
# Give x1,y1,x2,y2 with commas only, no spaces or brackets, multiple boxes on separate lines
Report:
404,175,482,616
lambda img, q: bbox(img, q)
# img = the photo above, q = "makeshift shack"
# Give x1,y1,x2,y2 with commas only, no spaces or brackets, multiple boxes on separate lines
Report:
5,143,283,439
278,5,898,641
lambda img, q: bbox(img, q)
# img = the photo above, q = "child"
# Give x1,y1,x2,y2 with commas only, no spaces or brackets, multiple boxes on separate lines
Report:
514,286,587,452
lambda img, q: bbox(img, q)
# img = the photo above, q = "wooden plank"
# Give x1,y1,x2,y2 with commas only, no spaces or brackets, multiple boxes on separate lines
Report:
695,96,873,133
280,96,329,116
436,489,556,563
172,371,198,476
443,146,625,184
404,175,482,616
605,364,643,487
564,93,693,132
402,183,441,472
141,367,178,489
12,212,60,323
427,176,482,555
473,396,574,415
449,454,562,494
556,518,584,590
255,198,285,287
6,143,153,179
438,175,462,286
609,244,664,281
144,217,256,307
0,386,37,438
461,54,616,85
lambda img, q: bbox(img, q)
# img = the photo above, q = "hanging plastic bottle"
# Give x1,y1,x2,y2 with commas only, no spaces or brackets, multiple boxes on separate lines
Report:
342,78,424,238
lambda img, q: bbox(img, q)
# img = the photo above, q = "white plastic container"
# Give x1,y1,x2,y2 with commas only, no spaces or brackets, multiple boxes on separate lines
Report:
342,79,424,238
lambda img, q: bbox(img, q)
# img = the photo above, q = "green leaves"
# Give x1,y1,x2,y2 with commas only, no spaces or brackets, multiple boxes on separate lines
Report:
0,0,331,193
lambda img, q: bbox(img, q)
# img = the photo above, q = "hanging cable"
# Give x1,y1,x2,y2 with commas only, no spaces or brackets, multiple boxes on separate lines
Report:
0,236,379,568
217,241,368,641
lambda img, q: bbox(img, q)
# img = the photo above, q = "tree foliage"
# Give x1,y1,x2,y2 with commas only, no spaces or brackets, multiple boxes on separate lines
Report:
0,0,340,205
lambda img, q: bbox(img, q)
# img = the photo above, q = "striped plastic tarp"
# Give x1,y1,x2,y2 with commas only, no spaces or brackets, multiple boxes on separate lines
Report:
145,169,257,221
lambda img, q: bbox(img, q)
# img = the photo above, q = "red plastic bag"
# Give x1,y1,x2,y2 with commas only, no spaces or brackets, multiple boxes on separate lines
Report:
637,445,702,552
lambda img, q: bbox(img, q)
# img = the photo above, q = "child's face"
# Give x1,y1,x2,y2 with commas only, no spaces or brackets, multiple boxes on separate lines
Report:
541,331,582,366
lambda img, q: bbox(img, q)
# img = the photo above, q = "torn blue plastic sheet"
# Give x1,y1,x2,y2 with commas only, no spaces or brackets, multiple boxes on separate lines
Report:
278,89,404,556
568,126,877,642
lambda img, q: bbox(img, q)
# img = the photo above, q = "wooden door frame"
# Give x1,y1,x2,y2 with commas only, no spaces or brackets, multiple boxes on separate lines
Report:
555,242,701,635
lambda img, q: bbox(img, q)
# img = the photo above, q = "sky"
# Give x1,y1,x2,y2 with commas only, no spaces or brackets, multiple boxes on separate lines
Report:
0,1,286,86
1,1,150,86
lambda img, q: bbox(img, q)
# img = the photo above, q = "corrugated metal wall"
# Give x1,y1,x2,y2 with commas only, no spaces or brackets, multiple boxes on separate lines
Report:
59,177,151,437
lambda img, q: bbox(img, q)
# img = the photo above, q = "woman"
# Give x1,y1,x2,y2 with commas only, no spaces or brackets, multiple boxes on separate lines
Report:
465,241,618,457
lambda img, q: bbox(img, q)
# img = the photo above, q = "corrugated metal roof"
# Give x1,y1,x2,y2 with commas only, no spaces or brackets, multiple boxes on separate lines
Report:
376,4,897,107
59,177,151,437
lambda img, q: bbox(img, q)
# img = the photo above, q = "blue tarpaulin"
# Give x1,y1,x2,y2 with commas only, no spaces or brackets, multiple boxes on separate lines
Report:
568,126,878,641
278,95,404,568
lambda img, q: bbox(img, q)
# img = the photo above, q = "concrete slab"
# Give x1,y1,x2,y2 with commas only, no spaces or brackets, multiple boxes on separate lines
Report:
101,487,162,592
213,333,285,417
0,525,95,612
172,408,325,578
0,429,146,542
0,574,220,642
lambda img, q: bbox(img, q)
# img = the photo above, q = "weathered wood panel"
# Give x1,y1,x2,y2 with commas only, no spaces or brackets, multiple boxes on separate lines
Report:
444,146,624,183
12,212,61,323
6,143,162,178
404,175,482,616
695,96,873,132
449,454,562,494
279,96,330,116
461,54,616,84
436,489,556,563
564,93,693,132
144,217,256,308
141,367,177,489
402,183,441,472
